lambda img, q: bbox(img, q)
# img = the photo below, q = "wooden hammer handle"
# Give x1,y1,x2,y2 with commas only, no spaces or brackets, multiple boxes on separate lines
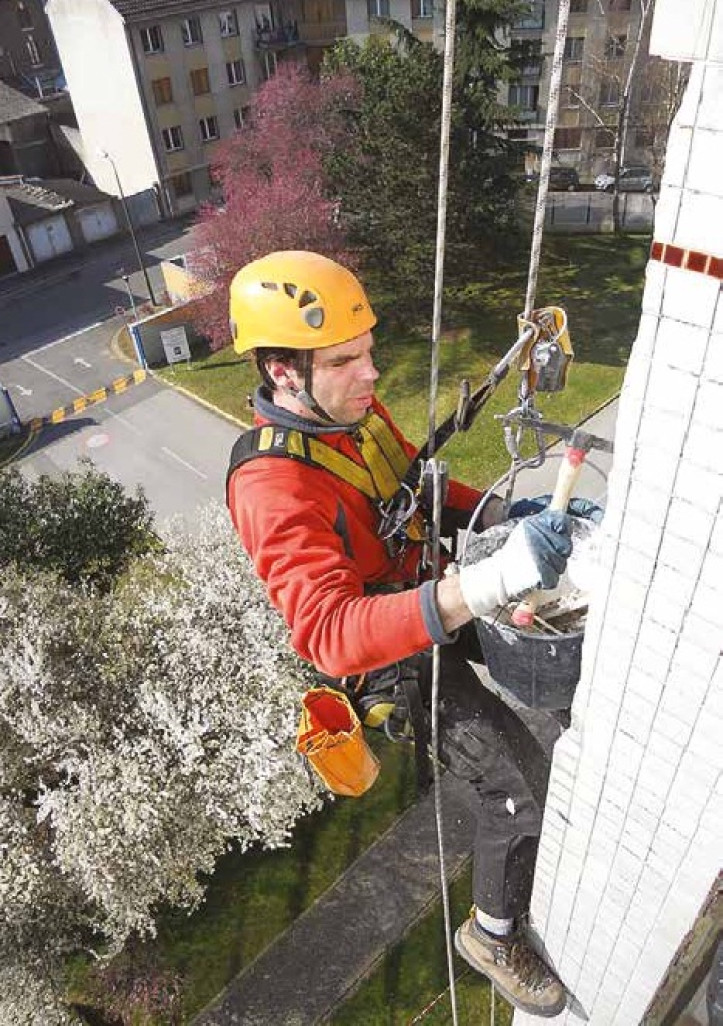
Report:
511,446,586,628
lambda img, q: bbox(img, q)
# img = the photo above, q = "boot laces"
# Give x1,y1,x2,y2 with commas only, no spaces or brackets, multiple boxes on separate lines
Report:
494,938,555,995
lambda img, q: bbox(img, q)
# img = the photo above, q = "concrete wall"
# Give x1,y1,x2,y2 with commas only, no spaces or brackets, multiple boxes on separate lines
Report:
46,0,160,201
515,3,723,1023
131,300,204,367
0,192,30,272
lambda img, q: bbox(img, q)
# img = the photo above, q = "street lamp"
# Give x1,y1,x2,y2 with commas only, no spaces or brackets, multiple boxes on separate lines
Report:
98,148,157,307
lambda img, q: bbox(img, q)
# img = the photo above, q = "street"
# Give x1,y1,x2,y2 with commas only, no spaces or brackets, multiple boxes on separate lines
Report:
0,216,245,523
16,376,241,525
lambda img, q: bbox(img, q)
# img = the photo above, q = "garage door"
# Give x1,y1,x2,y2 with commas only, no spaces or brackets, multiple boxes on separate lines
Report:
78,203,119,243
27,216,74,262
0,234,18,276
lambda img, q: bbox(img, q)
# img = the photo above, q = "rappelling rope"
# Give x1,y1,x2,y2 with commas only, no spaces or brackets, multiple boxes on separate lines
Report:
524,0,572,318
424,1,572,1024
427,0,459,1016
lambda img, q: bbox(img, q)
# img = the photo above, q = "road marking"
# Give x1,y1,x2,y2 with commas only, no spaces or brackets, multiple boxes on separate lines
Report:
27,369,147,431
160,446,208,480
8,383,32,396
22,355,85,395
31,321,105,354
74,357,92,368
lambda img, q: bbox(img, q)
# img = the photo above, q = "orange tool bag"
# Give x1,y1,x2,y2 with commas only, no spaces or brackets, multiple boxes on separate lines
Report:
295,687,380,798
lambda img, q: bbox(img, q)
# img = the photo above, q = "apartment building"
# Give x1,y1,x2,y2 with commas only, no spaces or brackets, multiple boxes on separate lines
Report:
507,0,679,182
45,0,440,219
0,0,64,97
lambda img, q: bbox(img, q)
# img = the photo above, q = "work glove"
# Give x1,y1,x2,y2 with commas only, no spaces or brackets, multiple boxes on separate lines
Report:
508,494,605,524
459,510,572,618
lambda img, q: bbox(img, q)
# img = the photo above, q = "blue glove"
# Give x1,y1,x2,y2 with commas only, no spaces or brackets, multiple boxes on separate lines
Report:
459,510,572,616
509,494,604,524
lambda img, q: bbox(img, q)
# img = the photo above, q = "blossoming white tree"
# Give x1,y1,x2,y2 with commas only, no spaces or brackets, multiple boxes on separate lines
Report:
0,493,321,1024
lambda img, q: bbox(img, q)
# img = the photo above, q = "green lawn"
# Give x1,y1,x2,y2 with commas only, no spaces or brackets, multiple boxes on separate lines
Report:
72,234,647,1024
155,234,647,490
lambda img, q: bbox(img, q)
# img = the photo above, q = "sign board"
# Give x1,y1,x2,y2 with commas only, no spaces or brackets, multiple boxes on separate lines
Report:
160,326,191,366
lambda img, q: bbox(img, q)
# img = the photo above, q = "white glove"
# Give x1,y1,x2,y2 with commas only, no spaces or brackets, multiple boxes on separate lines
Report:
459,510,572,618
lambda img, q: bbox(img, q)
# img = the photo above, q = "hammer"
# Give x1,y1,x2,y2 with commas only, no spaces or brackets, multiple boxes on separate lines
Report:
510,422,613,628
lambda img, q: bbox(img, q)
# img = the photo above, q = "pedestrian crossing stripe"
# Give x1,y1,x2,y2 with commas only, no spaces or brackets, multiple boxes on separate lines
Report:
29,369,147,431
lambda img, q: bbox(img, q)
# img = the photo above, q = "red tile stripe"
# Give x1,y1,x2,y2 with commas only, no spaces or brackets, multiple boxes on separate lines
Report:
650,240,723,280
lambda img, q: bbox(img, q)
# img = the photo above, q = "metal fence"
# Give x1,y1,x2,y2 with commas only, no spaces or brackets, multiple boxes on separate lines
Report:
541,190,656,233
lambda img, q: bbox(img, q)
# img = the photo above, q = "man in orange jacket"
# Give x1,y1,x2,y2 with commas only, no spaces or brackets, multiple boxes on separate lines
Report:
226,250,571,1017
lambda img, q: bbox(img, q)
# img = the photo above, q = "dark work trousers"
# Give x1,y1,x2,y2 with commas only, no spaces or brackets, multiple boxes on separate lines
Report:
420,630,561,922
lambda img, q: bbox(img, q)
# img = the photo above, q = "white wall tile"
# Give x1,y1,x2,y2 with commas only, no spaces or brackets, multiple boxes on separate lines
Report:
661,265,721,328
653,182,683,241
676,190,723,254
704,331,723,382
661,125,693,189
686,126,723,200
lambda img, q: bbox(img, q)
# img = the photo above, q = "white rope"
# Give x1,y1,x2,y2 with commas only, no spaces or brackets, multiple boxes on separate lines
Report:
427,0,459,1018
423,5,572,1026
524,0,572,318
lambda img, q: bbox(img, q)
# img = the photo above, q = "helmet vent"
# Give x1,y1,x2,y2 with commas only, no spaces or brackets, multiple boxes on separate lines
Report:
261,281,278,291
304,307,324,329
283,283,298,298
298,289,317,308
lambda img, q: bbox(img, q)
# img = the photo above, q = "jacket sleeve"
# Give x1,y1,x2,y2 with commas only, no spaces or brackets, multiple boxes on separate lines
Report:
228,463,446,678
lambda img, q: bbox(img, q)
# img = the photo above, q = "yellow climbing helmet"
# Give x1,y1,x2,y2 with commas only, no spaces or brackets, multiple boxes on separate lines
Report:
230,251,377,355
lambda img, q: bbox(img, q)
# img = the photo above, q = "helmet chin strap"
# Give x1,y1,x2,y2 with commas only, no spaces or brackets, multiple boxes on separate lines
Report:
290,349,337,424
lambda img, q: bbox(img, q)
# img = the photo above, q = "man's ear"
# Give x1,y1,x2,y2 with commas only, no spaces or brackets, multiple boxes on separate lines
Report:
265,358,300,391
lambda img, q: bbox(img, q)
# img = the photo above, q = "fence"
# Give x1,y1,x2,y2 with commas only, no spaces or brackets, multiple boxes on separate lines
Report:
541,190,656,233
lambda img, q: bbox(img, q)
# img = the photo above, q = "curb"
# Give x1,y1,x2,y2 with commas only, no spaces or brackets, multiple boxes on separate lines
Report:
28,369,148,431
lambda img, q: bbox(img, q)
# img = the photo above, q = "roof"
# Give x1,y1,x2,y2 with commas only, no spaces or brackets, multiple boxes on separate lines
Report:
0,177,112,225
107,0,218,18
0,81,47,125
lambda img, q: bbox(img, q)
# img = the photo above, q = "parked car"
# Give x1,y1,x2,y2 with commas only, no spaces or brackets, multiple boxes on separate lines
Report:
594,165,657,193
525,165,580,191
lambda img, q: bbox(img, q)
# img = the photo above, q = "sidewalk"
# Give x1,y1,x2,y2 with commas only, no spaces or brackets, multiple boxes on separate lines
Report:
192,773,476,1026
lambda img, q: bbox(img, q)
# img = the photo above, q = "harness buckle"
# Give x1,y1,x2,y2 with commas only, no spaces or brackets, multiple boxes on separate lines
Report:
377,481,420,543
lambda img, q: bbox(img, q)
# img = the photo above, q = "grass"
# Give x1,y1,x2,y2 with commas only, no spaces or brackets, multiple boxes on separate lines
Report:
154,234,647,490
73,233,647,1024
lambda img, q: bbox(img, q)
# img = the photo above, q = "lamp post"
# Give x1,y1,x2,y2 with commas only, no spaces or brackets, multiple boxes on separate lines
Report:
99,149,157,307
118,267,138,320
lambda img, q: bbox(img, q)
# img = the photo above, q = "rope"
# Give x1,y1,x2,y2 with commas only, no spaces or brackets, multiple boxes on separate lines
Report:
524,0,572,318
423,4,572,1025
427,0,459,1018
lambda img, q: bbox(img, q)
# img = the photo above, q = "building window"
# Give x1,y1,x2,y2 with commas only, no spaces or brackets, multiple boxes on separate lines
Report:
25,35,41,65
226,59,246,86
595,127,615,148
514,1,544,29
17,1,33,29
219,10,239,36
412,0,433,17
368,0,390,17
199,115,219,142
508,83,539,111
152,77,173,105
172,172,194,197
162,125,184,151
570,0,588,11
609,0,631,9
605,34,627,58
233,105,250,129
599,78,621,105
141,25,164,54
190,67,210,95
554,127,582,149
181,16,203,46
563,37,584,61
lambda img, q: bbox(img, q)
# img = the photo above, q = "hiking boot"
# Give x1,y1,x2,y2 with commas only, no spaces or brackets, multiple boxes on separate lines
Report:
454,912,566,1018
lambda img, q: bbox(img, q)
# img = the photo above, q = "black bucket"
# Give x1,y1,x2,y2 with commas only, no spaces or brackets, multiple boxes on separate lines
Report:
463,518,594,711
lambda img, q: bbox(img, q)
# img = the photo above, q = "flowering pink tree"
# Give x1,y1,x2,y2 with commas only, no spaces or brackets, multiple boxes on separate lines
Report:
192,62,359,350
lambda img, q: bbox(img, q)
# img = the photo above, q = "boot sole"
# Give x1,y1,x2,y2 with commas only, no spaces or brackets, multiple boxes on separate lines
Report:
454,928,567,1018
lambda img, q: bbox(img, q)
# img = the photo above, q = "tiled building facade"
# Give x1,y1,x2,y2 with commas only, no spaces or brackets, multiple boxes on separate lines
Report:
515,0,723,1022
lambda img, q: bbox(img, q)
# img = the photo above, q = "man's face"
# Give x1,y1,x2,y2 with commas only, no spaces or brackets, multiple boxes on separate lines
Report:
278,331,380,425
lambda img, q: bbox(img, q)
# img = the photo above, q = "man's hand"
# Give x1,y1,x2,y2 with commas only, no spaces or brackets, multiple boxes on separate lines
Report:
458,510,572,618
509,494,604,524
